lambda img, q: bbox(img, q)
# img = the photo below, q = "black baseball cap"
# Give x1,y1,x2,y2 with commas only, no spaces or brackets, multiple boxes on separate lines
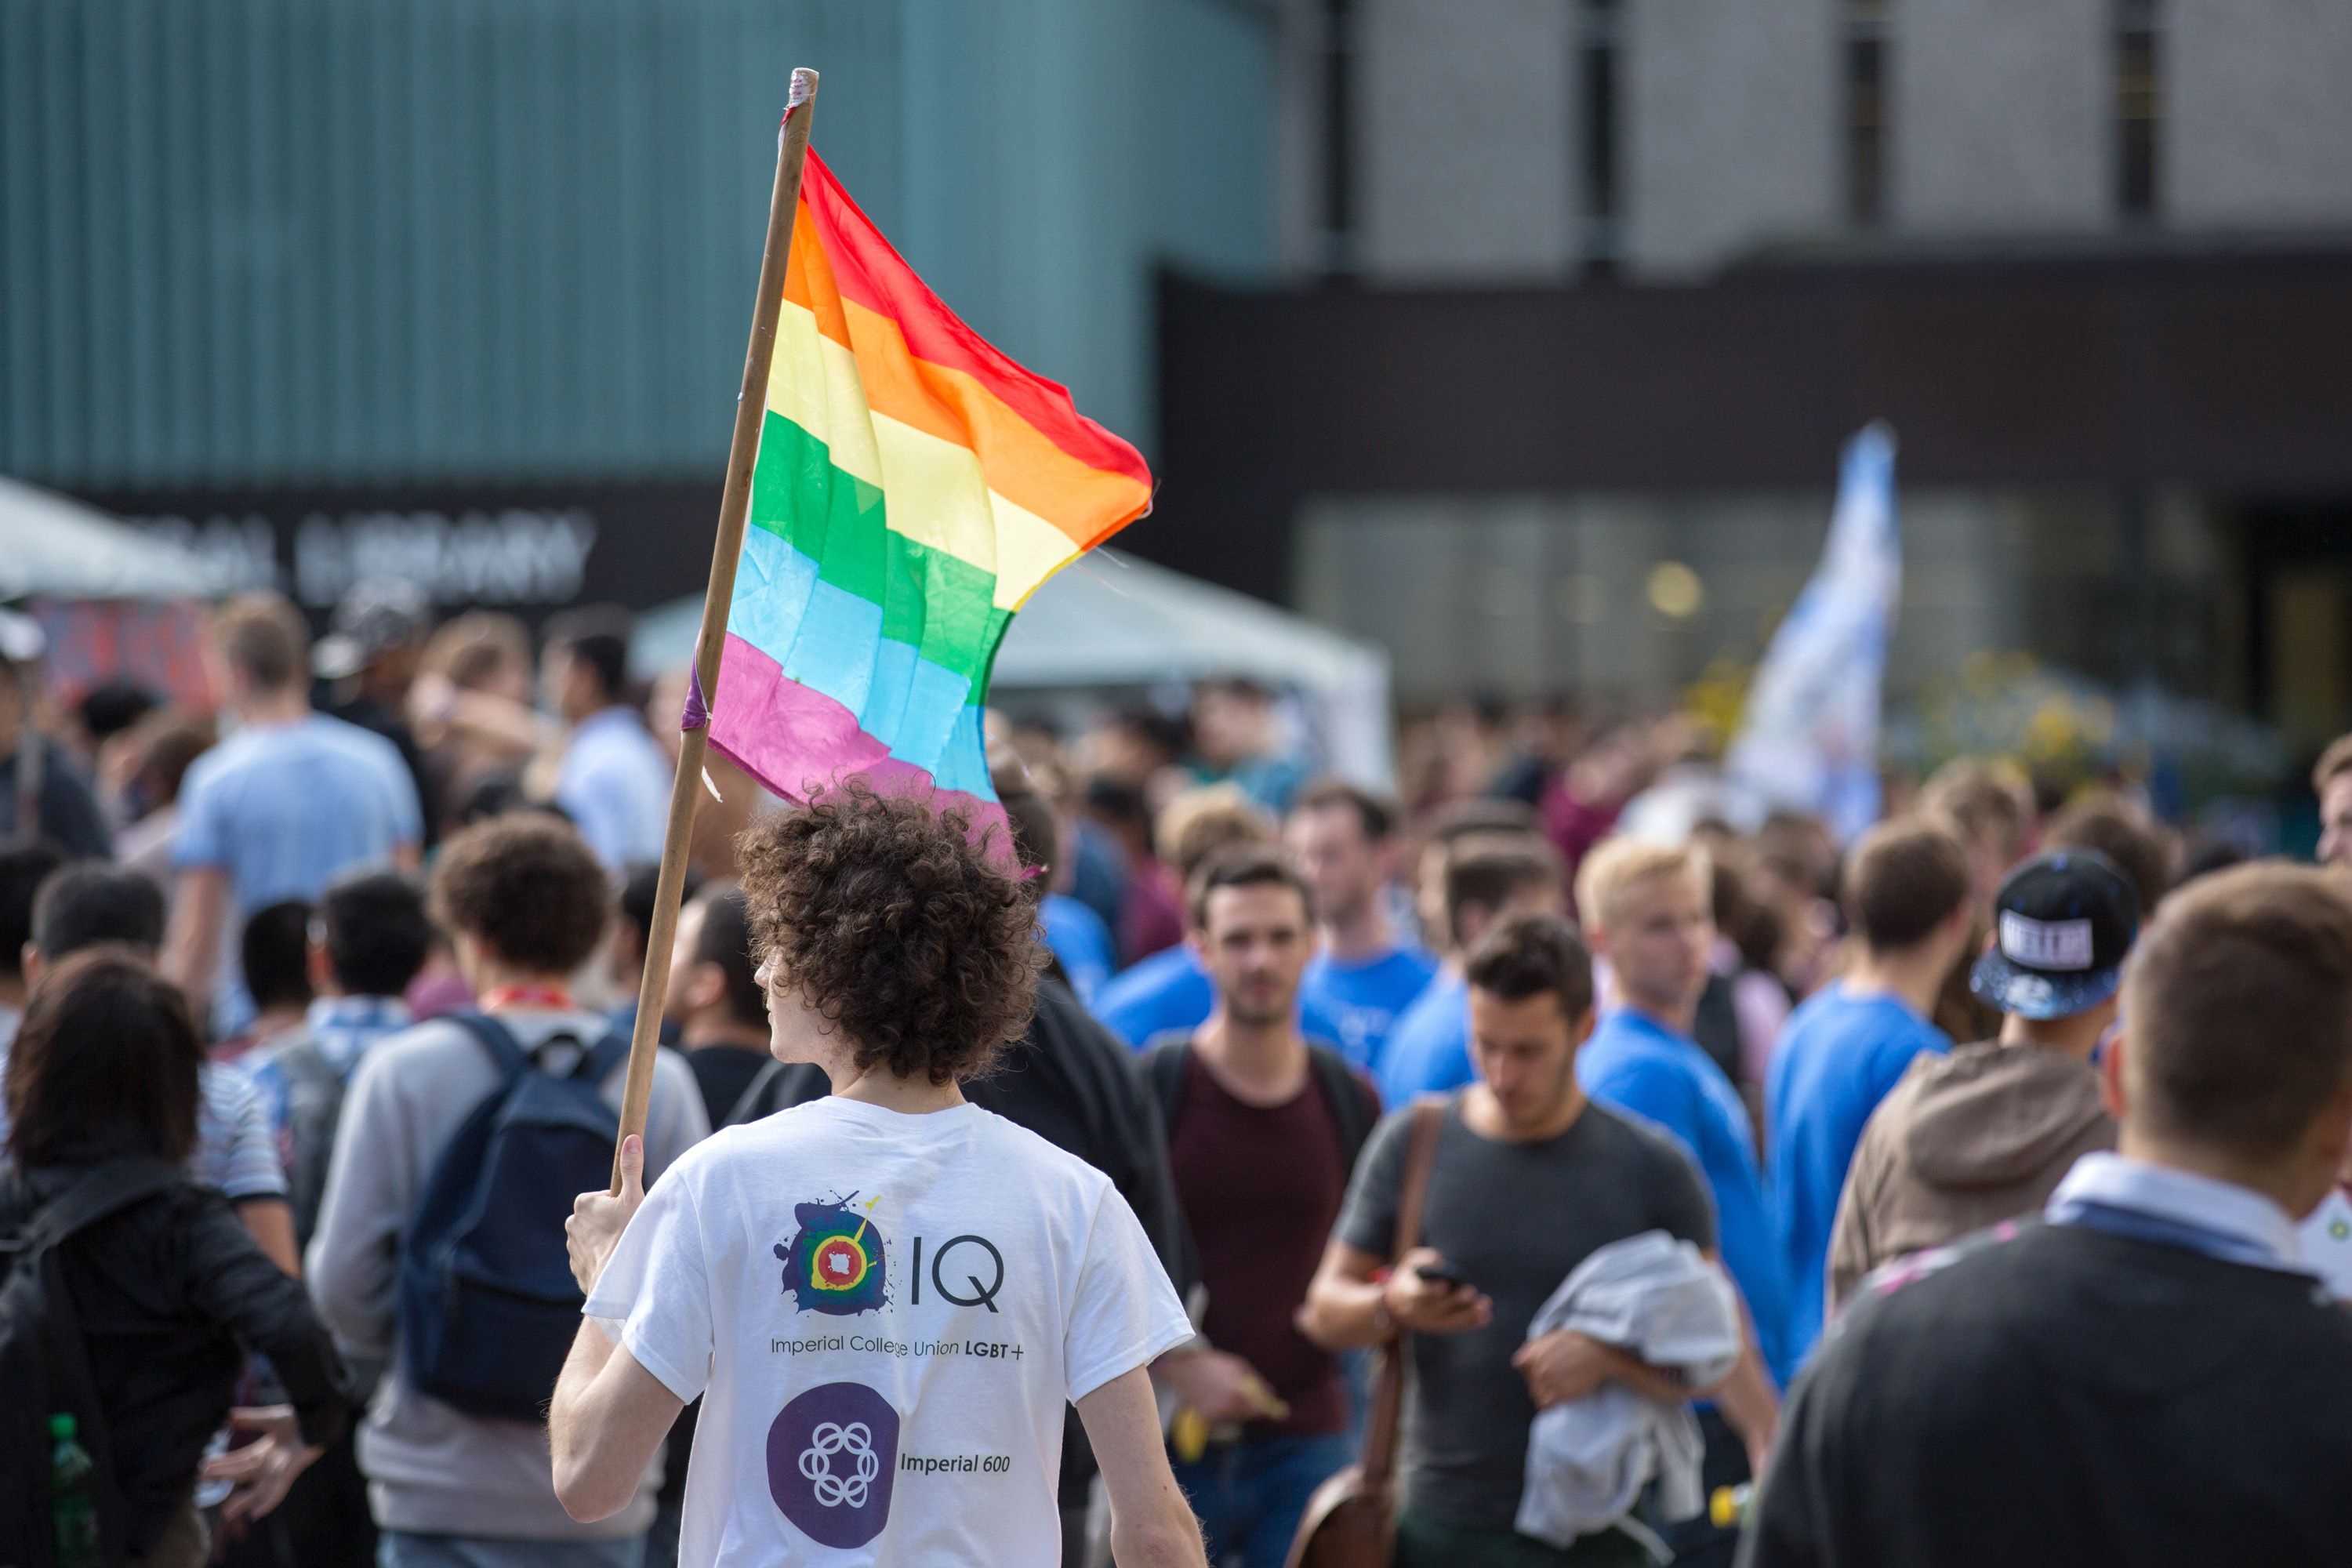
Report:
1969,849,2140,1021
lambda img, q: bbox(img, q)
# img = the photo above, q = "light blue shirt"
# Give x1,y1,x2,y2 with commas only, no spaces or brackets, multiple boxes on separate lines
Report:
555,706,673,871
2046,1152,2307,1274
174,713,422,907
1765,983,1951,1363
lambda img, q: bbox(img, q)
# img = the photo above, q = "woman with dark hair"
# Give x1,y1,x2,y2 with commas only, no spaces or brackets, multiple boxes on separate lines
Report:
0,952,347,1568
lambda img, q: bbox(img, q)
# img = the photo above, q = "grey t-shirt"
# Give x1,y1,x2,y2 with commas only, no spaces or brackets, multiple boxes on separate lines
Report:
1336,1094,1715,1532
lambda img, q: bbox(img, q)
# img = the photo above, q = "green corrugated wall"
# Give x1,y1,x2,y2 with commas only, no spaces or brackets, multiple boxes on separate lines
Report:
0,0,1274,489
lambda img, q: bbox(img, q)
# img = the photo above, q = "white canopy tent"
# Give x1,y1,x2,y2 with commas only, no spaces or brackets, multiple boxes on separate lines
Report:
0,475,213,599
632,550,1396,788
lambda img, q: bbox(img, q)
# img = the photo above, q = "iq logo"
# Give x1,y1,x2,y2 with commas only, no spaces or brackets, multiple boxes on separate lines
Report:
768,1381,901,1548
775,1194,888,1316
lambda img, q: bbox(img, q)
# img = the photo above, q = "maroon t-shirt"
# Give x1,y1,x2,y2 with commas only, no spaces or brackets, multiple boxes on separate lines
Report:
1167,1051,1348,1436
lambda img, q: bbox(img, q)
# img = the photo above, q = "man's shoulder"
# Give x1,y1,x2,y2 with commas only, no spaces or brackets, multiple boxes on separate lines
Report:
1581,1098,1705,1171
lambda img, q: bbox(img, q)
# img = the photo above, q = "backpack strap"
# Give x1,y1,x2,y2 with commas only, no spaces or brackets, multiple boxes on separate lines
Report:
444,1011,535,1080
1305,1044,1377,1177
1143,1037,1195,1145
2,1160,185,1262
578,1030,631,1086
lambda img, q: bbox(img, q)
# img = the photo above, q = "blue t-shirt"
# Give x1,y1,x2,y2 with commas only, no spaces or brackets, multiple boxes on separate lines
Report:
1040,893,1116,1005
1302,943,1441,1072
1375,971,1474,1107
1091,946,1347,1051
1765,982,1952,1366
1579,1006,1793,1384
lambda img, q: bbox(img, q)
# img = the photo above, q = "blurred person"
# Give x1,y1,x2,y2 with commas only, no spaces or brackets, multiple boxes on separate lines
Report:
1410,796,1543,951
1749,811,1842,1000
1019,752,1120,1004
1706,848,1791,1096
0,635,114,858
1187,677,1305,815
1078,705,1189,793
114,713,217,890
1744,864,2352,1568
1087,777,1185,964
3,861,297,1276
238,871,429,1568
2176,832,2249,887
660,884,773,1127
643,665,760,883
724,759,1193,1564
609,860,702,1046
1918,757,2038,916
70,676,162,822
1537,723,1647,883
1139,848,1380,1567
410,611,549,818
1573,841,1784,1562
1301,913,1726,1568
314,579,439,848
542,606,671,873
243,871,433,1247
211,899,316,1066
165,593,423,1031
2314,733,2352,872
307,815,708,1568
1092,786,1341,1049
1487,697,1581,809
0,835,66,1047
1826,851,2139,1311
1377,840,1566,1108
1287,779,1439,1073
550,786,1205,1568
0,953,350,1568
2042,790,2172,917
1763,818,1973,1369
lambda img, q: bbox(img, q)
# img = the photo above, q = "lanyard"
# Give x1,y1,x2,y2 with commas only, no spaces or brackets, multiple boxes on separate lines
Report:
478,985,578,1014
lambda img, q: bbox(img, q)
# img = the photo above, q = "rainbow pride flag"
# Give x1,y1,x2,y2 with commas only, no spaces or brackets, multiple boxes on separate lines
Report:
708,150,1152,826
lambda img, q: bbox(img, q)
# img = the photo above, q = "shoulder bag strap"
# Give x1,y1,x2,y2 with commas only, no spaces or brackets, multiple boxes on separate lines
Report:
444,1011,533,1080
1358,1097,1446,1494
10,1160,186,1261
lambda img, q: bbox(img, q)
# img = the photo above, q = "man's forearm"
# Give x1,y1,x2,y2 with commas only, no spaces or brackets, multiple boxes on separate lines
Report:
1713,1334,1780,1461
1299,1275,1387,1350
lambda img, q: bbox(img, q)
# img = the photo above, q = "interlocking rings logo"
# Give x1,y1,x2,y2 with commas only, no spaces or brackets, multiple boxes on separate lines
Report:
798,1421,880,1508
768,1382,900,1548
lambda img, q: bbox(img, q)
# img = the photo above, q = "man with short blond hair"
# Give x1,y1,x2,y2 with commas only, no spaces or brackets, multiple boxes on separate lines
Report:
1745,863,2352,1567
1575,837,1784,1564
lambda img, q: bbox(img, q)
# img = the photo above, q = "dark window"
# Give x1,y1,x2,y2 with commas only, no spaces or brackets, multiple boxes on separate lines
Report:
2117,0,2160,220
1581,0,1623,273
1321,0,1357,277
1846,0,1889,227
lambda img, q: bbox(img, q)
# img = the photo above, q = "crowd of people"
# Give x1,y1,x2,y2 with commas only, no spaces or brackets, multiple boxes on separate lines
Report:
6,582,2352,1568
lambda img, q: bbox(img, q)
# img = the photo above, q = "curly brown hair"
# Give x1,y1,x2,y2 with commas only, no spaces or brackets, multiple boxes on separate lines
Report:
430,814,612,975
737,783,1040,1083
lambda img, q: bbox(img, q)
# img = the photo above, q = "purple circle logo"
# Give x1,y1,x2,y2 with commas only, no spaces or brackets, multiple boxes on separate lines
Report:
767,1381,901,1548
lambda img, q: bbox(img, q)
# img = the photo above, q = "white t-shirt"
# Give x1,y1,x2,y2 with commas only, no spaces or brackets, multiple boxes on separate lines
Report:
2297,1188,2352,1301
586,1095,1192,1566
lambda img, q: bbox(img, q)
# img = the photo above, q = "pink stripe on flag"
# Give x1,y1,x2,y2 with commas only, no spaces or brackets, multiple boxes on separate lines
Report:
708,631,1011,850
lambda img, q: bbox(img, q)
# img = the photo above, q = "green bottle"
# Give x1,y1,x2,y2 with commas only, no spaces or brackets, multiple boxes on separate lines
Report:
49,1413,100,1568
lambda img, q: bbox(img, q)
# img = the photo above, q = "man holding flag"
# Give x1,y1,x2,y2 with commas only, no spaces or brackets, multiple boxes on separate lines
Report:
551,77,1203,1566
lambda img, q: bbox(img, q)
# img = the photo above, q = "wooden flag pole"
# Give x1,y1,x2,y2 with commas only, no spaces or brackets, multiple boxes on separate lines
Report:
611,67,818,1189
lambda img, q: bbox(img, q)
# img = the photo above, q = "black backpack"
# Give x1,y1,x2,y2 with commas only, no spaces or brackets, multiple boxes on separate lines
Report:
0,1159,188,1568
265,1031,347,1253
